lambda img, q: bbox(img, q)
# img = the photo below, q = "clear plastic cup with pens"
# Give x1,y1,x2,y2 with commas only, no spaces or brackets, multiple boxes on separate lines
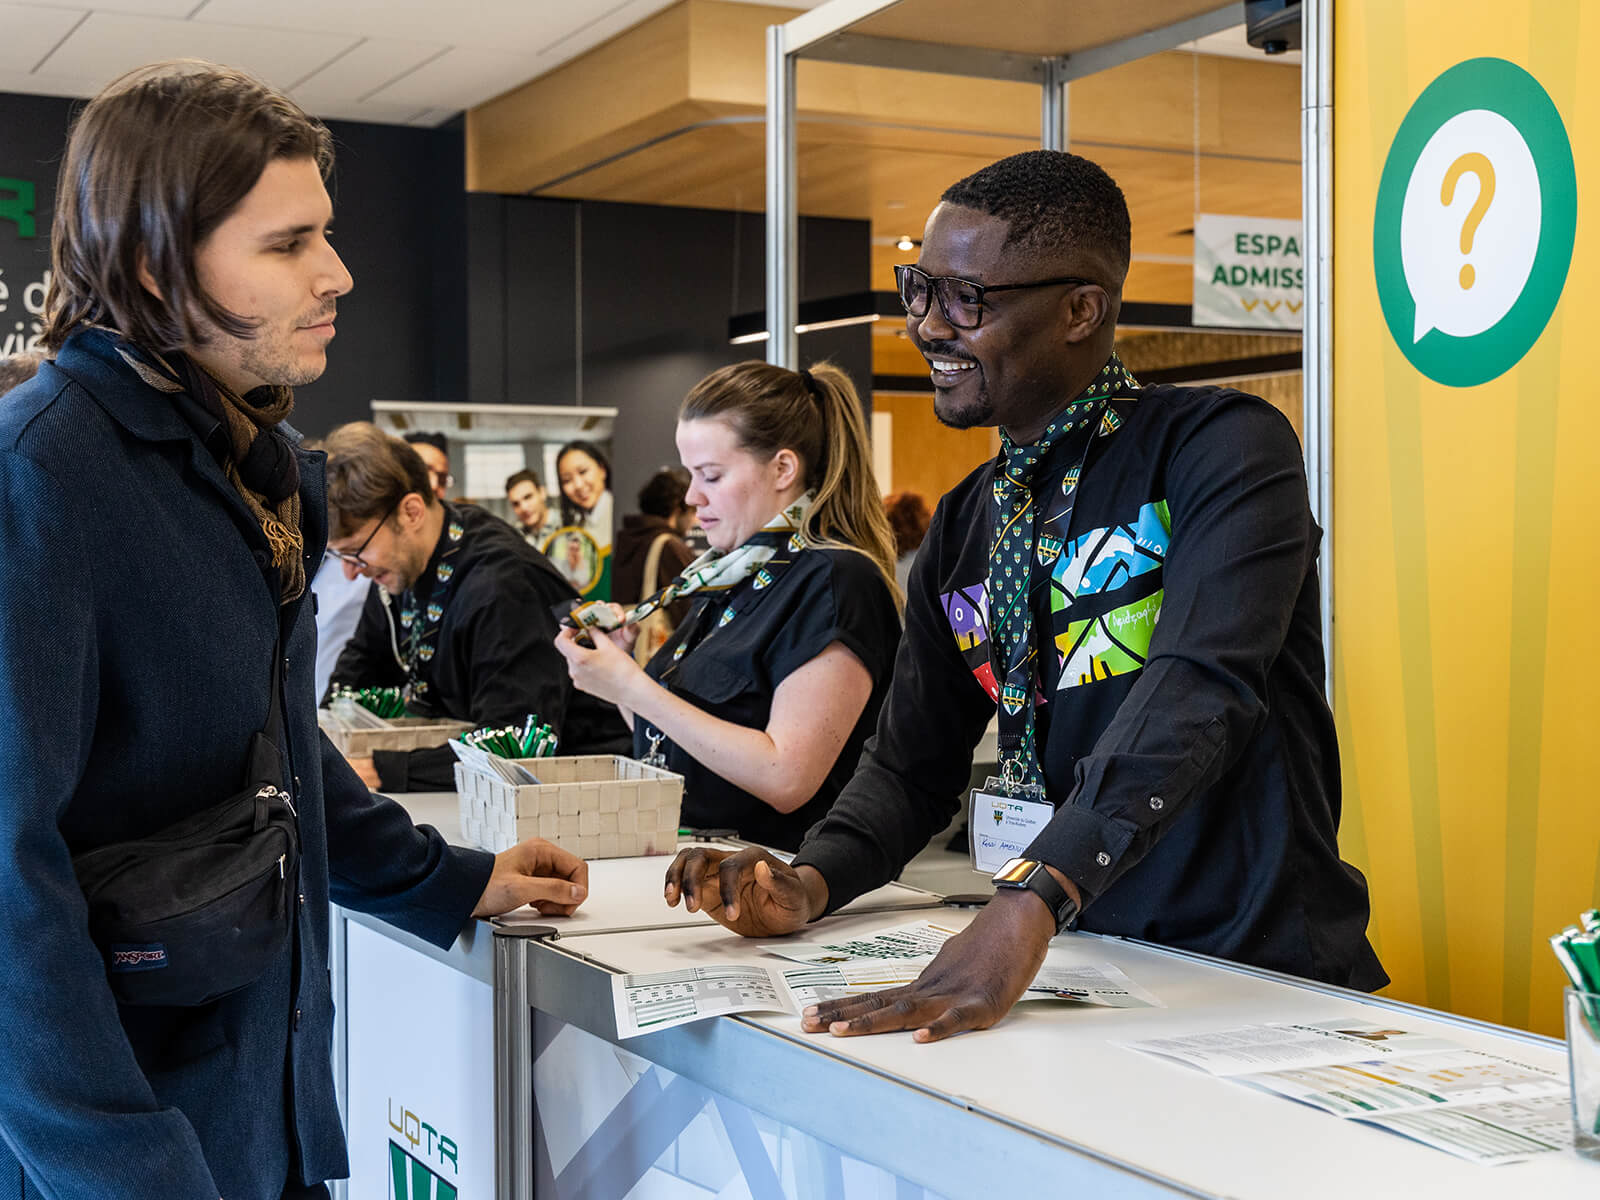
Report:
1553,913,1600,1159
1566,989,1600,1160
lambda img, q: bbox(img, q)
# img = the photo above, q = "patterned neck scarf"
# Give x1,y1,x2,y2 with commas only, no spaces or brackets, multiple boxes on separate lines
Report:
988,352,1139,793
625,492,814,630
115,341,305,603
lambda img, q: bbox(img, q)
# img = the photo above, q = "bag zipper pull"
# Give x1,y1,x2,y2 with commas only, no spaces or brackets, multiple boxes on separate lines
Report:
278,854,286,879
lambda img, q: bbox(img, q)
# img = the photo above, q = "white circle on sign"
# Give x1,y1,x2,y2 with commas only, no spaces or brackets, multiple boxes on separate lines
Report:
1399,109,1540,343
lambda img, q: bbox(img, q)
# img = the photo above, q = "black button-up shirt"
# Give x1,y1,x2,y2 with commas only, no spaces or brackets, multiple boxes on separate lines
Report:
794,381,1387,990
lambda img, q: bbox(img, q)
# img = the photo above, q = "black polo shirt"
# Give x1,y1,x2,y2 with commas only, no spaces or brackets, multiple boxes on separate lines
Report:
636,547,902,851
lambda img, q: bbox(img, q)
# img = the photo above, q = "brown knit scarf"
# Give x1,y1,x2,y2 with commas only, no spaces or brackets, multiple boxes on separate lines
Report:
116,343,306,603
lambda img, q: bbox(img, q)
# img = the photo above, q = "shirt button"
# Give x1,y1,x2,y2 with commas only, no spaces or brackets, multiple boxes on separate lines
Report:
1096,851,1111,867
293,1008,302,1031
1149,795,1165,811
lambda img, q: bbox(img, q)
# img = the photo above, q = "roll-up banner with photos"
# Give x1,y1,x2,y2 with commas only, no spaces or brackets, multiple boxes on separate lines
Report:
1332,0,1597,1037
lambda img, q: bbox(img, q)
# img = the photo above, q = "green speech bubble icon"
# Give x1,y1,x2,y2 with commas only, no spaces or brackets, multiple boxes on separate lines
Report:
1373,57,1576,388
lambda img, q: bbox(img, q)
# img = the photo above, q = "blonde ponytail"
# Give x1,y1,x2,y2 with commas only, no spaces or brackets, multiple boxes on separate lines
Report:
680,360,902,610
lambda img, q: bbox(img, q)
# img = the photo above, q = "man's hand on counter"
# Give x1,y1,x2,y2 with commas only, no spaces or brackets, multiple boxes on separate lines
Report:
664,845,828,937
800,886,1056,1043
472,837,590,918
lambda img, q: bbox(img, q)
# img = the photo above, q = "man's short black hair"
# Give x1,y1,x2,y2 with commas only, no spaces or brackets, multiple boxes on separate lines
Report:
941,150,1131,282
637,467,690,519
403,430,448,457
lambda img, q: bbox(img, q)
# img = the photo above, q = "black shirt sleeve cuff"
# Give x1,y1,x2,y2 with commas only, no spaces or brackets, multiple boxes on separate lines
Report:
1023,804,1137,903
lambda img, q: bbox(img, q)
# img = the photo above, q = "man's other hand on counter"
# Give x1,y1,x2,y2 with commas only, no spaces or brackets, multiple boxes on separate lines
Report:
472,837,590,918
664,845,827,937
800,885,1059,1043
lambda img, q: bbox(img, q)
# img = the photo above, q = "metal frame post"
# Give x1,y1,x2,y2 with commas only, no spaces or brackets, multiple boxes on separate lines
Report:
1302,0,1335,700
1042,56,1068,149
494,932,536,1199
766,23,798,367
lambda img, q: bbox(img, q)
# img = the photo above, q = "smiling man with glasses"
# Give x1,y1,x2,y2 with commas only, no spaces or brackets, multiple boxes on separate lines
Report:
668,150,1385,1042
323,422,630,793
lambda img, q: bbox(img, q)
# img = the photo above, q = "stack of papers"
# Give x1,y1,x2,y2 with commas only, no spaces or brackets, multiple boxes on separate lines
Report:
1124,1020,1572,1164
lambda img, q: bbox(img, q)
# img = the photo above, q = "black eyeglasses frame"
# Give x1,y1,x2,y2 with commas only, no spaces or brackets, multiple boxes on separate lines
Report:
325,500,400,569
893,263,1101,330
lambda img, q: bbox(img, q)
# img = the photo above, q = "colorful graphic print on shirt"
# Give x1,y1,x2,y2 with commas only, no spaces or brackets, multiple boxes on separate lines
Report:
1050,500,1170,690
940,498,1171,701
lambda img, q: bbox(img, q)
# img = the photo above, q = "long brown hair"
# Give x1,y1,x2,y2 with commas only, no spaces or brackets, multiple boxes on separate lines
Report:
44,60,333,352
680,360,901,609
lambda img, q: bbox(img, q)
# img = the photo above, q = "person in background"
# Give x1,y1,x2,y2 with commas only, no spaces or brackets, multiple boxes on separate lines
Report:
556,361,903,852
505,466,554,547
324,423,630,792
0,350,43,396
613,467,696,609
665,150,1383,1044
551,438,614,599
885,490,932,597
402,429,451,500
0,60,587,1200
305,436,375,699
612,466,698,665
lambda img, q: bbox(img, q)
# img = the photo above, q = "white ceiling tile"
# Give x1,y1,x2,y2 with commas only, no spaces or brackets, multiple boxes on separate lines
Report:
25,0,197,14
194,0,641,56
288,36,445,105
40,11,361,91
302,96,436,126
0,5,89,73
359,44,531,111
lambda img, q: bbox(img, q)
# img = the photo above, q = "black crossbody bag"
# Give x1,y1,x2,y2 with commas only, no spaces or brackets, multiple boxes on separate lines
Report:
71,632,302,1007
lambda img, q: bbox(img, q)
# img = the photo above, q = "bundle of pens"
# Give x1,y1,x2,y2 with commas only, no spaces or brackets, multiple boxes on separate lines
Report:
1555,910,1600,1142
458,715,559,759
328,685,408,719
450,716,556,786
1553,911,1600,1019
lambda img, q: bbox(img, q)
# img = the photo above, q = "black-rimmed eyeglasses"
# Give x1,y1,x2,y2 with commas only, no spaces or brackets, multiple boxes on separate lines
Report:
325,501,398,569
894,263,1100,330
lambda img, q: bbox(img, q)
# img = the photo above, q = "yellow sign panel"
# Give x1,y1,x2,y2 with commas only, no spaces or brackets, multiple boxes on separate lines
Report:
1333,0,1599,1036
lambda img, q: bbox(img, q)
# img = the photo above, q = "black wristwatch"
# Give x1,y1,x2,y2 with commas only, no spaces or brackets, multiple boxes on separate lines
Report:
991,857,1080,933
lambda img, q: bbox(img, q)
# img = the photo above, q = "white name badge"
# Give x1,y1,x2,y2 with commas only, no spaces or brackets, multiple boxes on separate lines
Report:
970,787,1055,875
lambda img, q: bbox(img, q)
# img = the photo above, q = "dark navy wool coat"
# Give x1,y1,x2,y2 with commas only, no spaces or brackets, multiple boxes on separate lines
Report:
0,328,494,1199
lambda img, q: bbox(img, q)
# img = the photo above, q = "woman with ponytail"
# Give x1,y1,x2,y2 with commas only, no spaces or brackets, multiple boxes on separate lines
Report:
555,360,903,851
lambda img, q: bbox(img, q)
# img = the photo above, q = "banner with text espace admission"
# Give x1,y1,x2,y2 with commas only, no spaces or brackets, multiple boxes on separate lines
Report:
1332,0,1599,1038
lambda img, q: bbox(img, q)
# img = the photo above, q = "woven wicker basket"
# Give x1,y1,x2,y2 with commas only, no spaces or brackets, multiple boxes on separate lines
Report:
454,755,683,857
319,714,473,758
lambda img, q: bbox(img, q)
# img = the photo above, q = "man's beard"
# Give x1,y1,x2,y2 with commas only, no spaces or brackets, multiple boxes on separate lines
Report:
933,382,994,430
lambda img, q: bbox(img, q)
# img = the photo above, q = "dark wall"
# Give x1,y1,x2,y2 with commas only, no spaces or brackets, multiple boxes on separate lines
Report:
466,193,872,516
0,94,71,355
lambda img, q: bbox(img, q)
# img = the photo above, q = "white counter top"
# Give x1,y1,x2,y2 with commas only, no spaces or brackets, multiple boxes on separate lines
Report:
546,909,1594,1199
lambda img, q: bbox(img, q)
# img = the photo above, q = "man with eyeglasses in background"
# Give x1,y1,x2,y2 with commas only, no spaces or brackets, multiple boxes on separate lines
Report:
667,150,1386,1042
324,422,630,792
403,429,452,499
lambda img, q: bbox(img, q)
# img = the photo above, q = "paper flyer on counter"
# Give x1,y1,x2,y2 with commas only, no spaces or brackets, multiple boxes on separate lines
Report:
758,919,962,965
782,959,1161,1011
1123,1020,1571,1163
612,965,794,1038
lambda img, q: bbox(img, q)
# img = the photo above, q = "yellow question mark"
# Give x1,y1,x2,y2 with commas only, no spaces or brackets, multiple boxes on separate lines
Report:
1441,152,1496,290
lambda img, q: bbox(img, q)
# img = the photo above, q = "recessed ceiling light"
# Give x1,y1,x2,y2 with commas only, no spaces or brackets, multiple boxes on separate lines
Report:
895,235,916,251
